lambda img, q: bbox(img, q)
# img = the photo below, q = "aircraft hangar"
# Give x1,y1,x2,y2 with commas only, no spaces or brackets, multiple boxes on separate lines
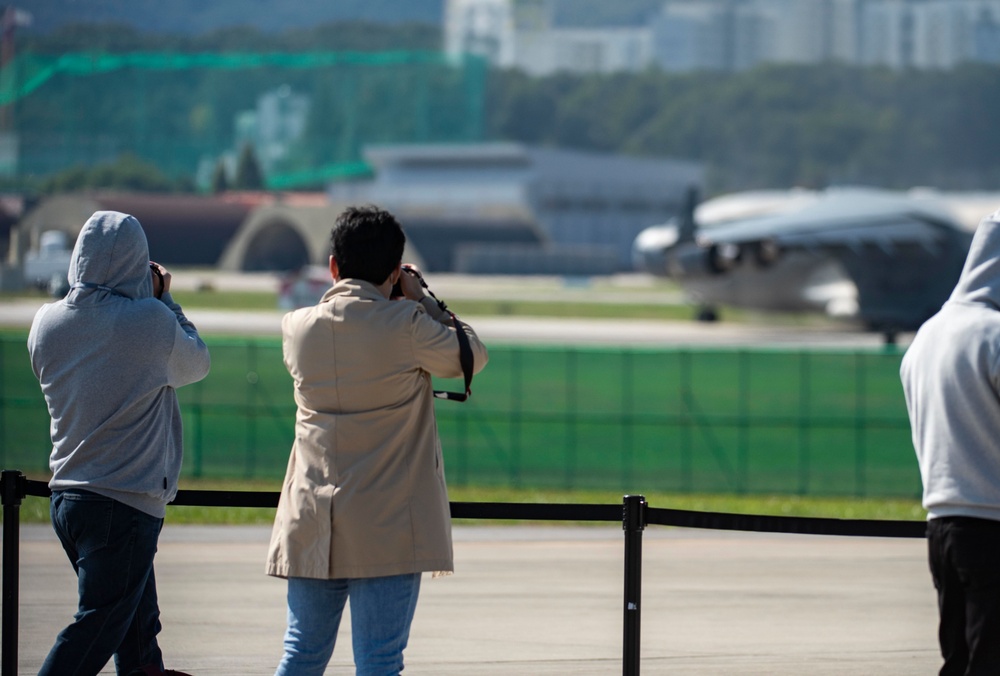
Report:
9,191,261,268
5,142,705,281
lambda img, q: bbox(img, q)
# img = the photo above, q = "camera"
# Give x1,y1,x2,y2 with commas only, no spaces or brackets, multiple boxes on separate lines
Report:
149,261,165,299
391,266,423,299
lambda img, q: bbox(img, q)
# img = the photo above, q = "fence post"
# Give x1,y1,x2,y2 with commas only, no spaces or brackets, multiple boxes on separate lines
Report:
623,494,646,676
1,469,26,676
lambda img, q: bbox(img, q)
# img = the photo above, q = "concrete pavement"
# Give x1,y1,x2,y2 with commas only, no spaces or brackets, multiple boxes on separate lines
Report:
6,522,939,675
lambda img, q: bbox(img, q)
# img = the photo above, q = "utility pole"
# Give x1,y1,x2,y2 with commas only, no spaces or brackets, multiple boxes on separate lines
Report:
0,5,30,177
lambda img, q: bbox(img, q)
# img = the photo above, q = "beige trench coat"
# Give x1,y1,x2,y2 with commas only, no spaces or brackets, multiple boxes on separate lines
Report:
266,279,488,580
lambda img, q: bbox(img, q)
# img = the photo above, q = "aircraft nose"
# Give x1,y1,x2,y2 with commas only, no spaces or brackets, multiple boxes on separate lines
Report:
632,223,680,274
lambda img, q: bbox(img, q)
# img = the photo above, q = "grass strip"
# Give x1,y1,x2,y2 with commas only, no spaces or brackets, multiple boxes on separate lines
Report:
1,289,839,326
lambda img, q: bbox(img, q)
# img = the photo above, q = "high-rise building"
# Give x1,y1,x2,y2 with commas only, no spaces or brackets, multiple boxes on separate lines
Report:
651,1,734,71
445,0,1000,75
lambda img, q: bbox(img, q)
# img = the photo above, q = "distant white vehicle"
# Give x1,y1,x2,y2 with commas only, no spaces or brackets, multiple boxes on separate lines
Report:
278,265,332,310
24,230,72,296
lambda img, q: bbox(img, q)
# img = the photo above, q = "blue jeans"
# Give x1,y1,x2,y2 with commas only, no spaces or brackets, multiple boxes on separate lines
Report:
39,489,165,676
275,573,422,676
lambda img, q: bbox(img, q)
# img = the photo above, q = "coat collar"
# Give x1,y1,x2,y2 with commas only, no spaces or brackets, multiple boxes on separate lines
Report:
320,278,386,304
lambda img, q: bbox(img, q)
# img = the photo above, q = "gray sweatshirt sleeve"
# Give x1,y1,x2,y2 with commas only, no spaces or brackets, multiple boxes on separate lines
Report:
160,291,211,387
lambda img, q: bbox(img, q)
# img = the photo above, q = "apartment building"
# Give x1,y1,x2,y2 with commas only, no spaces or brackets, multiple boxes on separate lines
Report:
444,0,1000,74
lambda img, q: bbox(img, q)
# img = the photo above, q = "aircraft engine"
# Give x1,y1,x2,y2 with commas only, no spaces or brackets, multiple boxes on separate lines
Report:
751,240,781,267
667,241,741,277
706,242,742,273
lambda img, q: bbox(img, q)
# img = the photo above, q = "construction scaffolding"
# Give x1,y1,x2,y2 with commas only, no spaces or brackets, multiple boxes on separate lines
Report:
0,50,487,187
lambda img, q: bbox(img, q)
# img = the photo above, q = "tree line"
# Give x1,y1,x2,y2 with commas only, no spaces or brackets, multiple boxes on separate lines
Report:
487,63,1000,193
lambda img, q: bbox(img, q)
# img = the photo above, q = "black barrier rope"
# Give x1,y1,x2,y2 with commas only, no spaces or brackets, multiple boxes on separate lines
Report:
2,470,928,676
647,506,928,539
17,479,928,537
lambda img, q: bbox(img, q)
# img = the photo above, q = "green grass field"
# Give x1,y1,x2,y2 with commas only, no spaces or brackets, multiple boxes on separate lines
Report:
1,331,917,501
4,286,839,325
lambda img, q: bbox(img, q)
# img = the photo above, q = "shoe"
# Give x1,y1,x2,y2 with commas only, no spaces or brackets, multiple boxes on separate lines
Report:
134,666,194,676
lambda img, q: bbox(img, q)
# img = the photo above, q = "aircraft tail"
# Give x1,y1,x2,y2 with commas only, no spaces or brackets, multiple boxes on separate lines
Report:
678,185,699,242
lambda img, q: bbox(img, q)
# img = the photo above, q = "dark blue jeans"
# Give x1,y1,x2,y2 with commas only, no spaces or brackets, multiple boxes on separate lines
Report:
928,516,1000,676
39,489,165,676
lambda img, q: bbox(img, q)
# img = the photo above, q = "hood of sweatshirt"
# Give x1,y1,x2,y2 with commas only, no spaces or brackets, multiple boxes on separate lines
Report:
66,211,153,303
948,211,1000,310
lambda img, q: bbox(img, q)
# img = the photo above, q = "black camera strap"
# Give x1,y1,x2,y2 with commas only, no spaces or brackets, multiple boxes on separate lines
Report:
435,309,474,402
405,267,474,402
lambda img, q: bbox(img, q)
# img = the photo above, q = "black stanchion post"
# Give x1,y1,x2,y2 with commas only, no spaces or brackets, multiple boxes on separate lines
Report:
1,470,26,676
623,494,646,676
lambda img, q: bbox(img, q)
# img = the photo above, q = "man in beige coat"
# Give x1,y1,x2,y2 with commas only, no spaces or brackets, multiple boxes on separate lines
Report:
267,205,488,676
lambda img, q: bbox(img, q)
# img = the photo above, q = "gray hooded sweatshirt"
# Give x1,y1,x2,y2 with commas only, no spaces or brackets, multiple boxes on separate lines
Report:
901,209,1000,522
28,211,211,518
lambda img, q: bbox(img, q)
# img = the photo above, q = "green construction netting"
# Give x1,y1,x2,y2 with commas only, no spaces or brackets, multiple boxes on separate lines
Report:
0,50,487,187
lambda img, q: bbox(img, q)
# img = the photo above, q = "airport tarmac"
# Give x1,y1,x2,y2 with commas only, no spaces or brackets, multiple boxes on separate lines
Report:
1,270,917,348
6,522,939,675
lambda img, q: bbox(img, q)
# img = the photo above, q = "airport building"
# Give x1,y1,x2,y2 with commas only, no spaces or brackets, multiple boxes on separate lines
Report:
8,192,261,271
3,143,702,282
326,142,703,274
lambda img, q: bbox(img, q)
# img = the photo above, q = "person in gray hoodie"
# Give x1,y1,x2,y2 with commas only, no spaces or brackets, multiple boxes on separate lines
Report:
28,211,210,676
901,209,1000,676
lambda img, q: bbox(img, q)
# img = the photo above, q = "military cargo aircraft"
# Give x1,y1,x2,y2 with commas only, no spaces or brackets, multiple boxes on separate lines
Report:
632,186,993,344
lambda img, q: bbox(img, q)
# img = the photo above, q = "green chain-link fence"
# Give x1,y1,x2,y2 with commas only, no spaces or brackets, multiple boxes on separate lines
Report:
4,51,486,186
0,334,919,498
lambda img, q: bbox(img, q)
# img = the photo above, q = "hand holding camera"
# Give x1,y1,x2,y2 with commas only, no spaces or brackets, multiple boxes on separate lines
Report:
390,262,471,400
149,261,170,300
392,264,428,302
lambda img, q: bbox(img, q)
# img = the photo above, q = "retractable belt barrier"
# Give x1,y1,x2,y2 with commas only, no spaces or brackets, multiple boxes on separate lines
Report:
1,470,926,676
8,478,932,537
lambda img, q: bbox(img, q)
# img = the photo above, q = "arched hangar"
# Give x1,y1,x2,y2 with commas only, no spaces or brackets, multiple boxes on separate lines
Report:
10,191,259,266
218,201,426,272
219,202,336,272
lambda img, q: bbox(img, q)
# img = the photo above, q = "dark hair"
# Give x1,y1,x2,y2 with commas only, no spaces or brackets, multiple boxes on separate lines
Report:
330,205,406,285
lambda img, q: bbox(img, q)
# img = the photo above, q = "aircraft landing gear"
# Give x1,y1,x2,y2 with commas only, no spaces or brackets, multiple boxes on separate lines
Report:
696,306,719,322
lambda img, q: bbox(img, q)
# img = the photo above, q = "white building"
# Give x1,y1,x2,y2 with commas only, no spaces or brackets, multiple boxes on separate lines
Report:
444,0,517,66
906,1,1000,69
251,86,311,172
515,26,653,75
446,0,652,75
651,1,734,72
445,0,1000,75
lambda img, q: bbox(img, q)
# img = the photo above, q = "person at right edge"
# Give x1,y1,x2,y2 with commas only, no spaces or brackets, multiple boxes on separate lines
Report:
267,205,489,676
901,207,1000,676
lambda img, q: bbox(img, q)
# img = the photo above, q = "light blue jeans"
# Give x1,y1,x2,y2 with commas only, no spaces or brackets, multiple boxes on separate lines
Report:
275,573,422,676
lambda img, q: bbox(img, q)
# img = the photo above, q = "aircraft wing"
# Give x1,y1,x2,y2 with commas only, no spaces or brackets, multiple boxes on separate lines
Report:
696,189,956,254
679,189,972,336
